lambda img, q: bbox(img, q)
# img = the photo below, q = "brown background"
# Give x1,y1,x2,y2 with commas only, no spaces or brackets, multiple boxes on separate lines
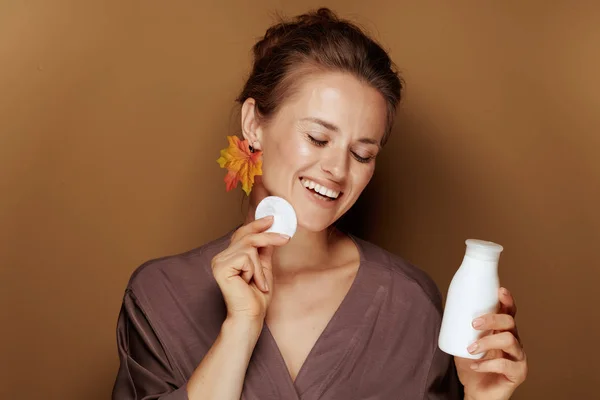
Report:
1,1,597,399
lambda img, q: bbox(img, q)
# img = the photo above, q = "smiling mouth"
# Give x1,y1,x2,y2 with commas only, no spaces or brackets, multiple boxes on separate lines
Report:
300,177,343,201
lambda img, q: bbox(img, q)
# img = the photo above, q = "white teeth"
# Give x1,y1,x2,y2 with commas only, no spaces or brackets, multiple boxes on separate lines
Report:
300,178,341,199
302,179,340,199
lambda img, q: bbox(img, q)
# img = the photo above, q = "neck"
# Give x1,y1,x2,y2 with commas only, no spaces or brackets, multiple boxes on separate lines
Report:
245,185,340,274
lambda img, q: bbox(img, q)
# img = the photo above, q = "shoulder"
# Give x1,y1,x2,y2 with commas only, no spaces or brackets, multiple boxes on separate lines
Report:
351,234,444,315
124,228,234,302
117,229,235,376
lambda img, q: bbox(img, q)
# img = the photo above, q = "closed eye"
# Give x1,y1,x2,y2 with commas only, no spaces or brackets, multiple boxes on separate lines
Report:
307,134,328,147
307,133,375,163
352,152,374,163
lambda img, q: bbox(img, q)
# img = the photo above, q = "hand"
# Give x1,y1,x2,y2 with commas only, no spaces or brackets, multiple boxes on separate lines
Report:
211,216,290,322
454,287,528,400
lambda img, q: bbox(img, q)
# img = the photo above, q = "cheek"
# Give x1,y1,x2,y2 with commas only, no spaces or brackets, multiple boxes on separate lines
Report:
267,137,314,171
262,137,315,187
350,167,375,195
295,140,314,158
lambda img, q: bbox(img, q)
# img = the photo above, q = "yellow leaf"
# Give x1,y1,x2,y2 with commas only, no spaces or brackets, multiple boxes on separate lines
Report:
216,136,262,196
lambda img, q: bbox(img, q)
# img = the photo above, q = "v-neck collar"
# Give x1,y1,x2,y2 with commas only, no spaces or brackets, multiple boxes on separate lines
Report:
249,233,384,399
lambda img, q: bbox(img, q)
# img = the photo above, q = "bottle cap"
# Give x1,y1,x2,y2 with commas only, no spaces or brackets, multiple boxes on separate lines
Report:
465,239,504,261
255,196,297,238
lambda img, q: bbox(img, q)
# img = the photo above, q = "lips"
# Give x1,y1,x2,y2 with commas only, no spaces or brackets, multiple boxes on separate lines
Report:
300,177,342,200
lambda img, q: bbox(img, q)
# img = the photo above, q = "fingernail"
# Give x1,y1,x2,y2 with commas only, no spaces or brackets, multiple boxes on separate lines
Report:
279,234,290,240
501,287,510,296
264,280,269,291
467,342,478,353
470,363,479,370
472,318,484,329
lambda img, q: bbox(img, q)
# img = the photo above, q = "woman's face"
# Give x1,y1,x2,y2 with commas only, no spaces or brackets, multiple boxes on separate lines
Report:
244,71,388,232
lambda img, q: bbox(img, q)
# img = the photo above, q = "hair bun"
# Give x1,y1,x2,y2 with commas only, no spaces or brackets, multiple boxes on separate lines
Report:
296,7,339,26
253,8,340,61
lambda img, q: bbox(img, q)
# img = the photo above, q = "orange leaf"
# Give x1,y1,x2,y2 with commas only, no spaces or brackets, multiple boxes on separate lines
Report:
216,136,262,196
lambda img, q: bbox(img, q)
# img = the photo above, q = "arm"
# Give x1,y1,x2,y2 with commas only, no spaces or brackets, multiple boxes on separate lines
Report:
112,291,188,400
113,218,286,400
187,218,286,398
113,217,290,400
112,291,262,400
185,317,262,399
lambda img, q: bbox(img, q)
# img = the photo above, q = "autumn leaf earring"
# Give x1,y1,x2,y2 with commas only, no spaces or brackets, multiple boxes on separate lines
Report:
217,136,262,196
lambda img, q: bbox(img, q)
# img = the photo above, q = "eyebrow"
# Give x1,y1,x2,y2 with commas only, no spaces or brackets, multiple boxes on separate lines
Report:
301,117,339,132
300,117,381,147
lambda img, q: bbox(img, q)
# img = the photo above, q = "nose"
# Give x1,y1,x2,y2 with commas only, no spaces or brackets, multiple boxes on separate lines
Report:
320,147,348,182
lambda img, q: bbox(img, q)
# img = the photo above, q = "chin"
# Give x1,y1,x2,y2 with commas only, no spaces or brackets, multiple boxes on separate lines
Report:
297,218,331,233
292,206,340,233
286,177,352,231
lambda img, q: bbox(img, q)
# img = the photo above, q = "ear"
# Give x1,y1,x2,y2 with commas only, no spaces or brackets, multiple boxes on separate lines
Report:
241,98,263,151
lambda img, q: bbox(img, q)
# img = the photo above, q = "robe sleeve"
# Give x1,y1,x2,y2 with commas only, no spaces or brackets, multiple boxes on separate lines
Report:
112,290,189,400
423,344,465,400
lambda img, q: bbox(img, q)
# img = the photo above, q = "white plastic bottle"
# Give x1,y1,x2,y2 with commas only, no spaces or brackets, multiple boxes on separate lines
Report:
438,239,503,359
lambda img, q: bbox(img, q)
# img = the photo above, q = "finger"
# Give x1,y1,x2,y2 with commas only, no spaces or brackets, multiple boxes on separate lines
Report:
231,216,274,243
467,331,524,361
239,254,254,284
213,252,253,283
259,245,275,273
247,248,268,292
472,313,515,332
499,287,517,317
470,357,527,384
243,231,290,249
262,256,274,292
218,232,282,267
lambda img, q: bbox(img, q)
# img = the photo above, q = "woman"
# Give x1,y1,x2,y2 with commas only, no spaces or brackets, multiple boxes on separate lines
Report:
112,8,527,400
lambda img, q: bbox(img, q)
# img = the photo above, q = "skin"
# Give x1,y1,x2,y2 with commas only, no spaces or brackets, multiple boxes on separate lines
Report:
186,71,527,399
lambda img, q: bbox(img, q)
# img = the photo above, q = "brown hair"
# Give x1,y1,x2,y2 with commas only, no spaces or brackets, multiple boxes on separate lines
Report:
236,8,403,146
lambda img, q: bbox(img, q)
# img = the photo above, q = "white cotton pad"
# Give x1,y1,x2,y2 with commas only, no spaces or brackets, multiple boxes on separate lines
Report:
255,196,297,238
